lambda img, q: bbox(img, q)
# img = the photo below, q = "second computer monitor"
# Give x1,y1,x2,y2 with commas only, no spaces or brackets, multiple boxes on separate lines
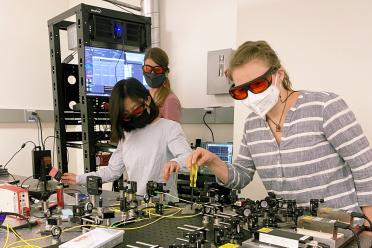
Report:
85,46,147,97
205,142,233,165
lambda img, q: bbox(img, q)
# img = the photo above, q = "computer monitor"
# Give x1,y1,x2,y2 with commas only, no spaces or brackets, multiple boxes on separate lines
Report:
85,46,147,97
205,142,233,165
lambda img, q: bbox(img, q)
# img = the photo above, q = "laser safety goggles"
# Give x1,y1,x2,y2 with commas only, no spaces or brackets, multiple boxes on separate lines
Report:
142,65,168,74
123,104,145,121
229,67,276,100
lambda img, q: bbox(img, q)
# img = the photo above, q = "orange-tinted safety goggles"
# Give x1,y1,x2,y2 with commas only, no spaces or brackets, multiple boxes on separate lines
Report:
123,104,145,121
142,65,167,74
229,67,275,100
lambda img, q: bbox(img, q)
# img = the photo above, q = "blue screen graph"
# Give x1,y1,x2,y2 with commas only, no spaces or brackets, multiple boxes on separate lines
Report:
206,143,233,165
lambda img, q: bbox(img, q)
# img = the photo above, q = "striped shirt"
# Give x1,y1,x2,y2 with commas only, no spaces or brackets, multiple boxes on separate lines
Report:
222,91,372,212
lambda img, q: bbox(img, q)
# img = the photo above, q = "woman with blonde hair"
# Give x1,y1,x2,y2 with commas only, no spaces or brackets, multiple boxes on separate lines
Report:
166,41,372,229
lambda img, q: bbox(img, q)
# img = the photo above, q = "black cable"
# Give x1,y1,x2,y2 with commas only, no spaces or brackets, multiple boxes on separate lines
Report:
64,188,82,194
36,180,40,191
31,213,46,219
335,222,361,248
0,212,31,229
8,173,17,183
363,215,372,230
112,3,137,15
30,113,41,148
191,187,194,204
114,49,125,84
36,122,41,148
44,135,69,169
20,175,33,188
25,140,38,148
109,2,151,26
202,112,215,142
62,50,77,64
1,141,36,184
350,228,361,248
30,112,43,149
43,135,57,168
3,141,37,169
108,2,149,22
351,212,372,231
43,135,55,148
33,113,45,150
67,147,69,166
37,115,44,150
108,2,150,24
3,144,25,169
53,135,56,168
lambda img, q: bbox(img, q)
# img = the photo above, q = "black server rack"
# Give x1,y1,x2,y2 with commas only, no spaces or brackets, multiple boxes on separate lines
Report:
48,4,151,173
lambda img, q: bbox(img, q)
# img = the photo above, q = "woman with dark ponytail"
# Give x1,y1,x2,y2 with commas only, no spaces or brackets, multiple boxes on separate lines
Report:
62,78,191,196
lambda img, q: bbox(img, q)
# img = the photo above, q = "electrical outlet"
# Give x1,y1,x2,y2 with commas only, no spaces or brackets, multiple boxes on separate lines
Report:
24,109,36,123
204,107,214,113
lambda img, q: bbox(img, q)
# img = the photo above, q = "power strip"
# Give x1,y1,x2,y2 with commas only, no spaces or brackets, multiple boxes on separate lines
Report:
59,228,124,248
0,166,9,176
258,228,312,248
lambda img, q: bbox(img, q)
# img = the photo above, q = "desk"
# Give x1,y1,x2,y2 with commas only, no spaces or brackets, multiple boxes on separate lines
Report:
0,174,371,248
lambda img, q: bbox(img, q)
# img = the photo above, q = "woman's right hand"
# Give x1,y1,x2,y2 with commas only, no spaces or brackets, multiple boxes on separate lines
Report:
61,172,77,185
186,147,218,170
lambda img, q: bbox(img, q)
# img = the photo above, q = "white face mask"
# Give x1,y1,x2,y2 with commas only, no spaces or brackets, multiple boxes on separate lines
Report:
242,73,280,118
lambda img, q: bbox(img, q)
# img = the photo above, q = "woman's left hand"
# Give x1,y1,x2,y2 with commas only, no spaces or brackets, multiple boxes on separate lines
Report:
162,161,180,182
61,172,77,185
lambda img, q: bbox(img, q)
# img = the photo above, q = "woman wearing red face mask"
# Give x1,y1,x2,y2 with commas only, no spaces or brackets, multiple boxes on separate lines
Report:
62,78,191,196
165,41,372,229
143,47,181,122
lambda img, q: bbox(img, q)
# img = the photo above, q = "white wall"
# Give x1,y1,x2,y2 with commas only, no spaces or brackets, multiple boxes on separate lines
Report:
234,0,372,199
0,0,69,109
159,0,237,150
0,1,69,177
159,0,236,108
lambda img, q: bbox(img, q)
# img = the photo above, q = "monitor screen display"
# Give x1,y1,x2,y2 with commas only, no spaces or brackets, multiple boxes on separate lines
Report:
85,46,147,97
206,143,233,165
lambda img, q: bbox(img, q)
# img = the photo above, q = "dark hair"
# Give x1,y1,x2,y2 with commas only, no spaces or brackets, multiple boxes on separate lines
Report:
144,47,171,107
110,78,159,143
